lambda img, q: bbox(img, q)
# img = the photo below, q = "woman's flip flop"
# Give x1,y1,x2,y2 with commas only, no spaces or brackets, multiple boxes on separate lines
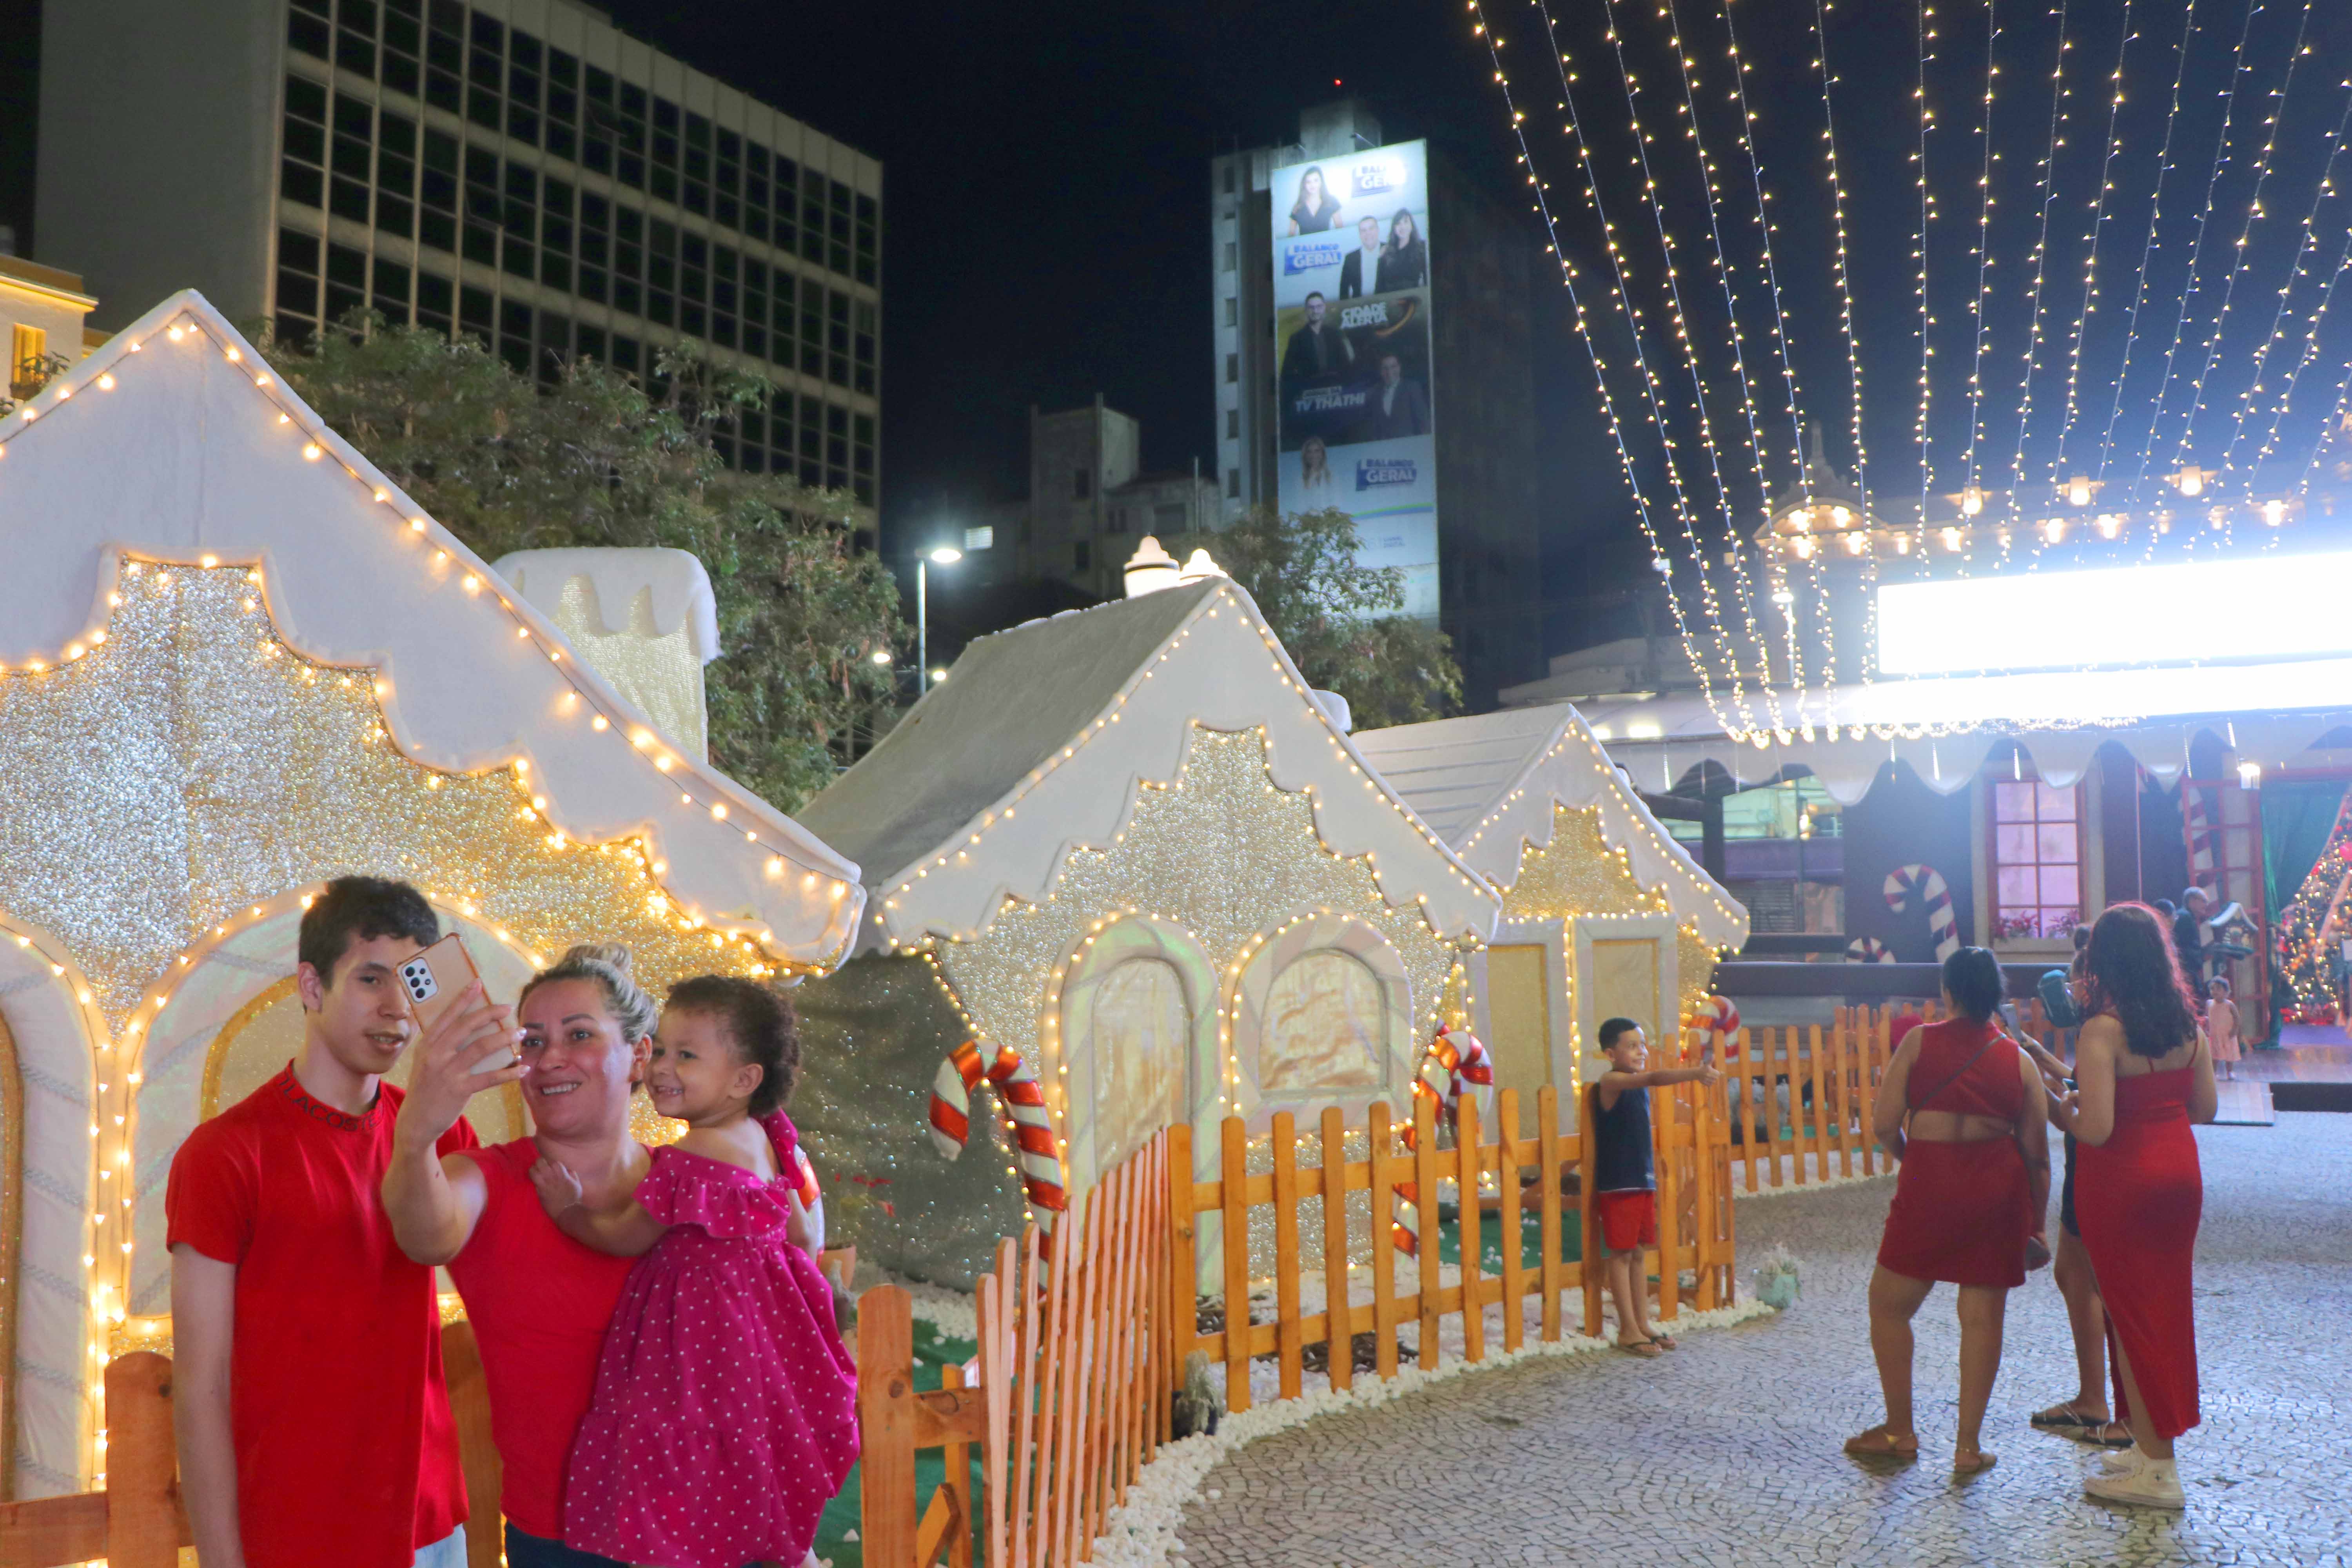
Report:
1614,1338,1663,1359
1952,1448,1999,1477
1842,1426,1920,1461
2031,1403,2102,1431
1649,1331,1679,1351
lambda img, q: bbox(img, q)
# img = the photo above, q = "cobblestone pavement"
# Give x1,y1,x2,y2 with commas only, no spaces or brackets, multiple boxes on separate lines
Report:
1176,1114,2352,1567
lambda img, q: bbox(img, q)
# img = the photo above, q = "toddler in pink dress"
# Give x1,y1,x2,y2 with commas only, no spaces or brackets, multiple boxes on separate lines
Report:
534,976,857,1568
2205,976,2242,1080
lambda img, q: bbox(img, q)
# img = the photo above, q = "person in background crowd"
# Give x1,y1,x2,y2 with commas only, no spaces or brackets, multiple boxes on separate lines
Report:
2171,888,2212,987
2204,976,2242,1082
2053,903,2218,1509
1849,947,2051,1477
1589,1018,1719,1357
2025,953,2129,1450
383,942,658,1568
170,877,505,1568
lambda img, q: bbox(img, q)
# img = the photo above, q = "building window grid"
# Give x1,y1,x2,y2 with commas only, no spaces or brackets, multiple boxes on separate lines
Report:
277,0,877,491
1991,778,2085,940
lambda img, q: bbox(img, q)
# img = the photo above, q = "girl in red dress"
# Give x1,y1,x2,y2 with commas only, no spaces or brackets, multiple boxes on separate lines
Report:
2055,903,2218,1510
1847,947,2051,1476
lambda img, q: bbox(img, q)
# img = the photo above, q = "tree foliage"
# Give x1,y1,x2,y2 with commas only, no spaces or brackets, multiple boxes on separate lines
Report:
265,316,903,812
1169,505,1462,728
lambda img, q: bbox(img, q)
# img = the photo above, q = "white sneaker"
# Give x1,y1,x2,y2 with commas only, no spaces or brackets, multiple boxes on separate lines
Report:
2094,1445,2143,1476
2085,1458,2185,1509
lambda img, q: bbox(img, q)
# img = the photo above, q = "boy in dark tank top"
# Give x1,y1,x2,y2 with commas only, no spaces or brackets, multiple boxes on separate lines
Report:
1592,1016,1720,1356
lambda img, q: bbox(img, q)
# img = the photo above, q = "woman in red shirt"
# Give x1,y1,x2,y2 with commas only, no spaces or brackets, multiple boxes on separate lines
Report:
2053,903,2218,1510
382,944,656,1568
1846,947,2051,1476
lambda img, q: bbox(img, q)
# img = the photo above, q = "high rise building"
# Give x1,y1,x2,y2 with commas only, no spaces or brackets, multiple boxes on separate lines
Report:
35,0,881,503
1209,100,1545,710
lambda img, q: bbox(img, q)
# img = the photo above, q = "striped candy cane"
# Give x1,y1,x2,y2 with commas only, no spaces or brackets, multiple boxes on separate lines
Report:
1846,935,1894,964
1885,864,1959,960
1394,1028,1492,1255
927,1040,1068,1230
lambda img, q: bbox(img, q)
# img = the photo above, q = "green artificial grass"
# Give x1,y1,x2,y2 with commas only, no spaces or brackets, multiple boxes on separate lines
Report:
1434,1206,1584,1273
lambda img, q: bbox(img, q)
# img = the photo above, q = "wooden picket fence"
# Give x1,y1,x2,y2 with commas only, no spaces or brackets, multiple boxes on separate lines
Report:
854,1077,1735,1566
857,1133,1172,1568
1719,1005,1913,1191
1174,1082,1734,1415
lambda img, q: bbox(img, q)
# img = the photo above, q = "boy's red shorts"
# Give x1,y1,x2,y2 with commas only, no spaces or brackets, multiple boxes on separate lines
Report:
1597,1189,1657,1254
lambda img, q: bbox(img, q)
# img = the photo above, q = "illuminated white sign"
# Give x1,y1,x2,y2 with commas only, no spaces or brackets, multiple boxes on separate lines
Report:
1877,552,2352,675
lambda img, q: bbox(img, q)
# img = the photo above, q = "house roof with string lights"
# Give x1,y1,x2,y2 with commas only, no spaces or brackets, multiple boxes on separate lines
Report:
1350,702,1748,954
0,290,864,966
799,576,1503,953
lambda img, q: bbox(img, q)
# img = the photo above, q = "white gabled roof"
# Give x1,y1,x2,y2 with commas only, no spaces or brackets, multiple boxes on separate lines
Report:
799,578,1503,949
1352,702,1748,952
0,290,862,967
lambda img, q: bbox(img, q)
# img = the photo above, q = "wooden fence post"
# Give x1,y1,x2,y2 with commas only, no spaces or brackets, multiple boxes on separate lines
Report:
102,1352,180,1568
1536,1084,1564,1344
1218,1116,1252,1413
857,1285,917,1568
1270,1111,1304,1400
1412,1093,1441,1370
1497,1087,1525,1353
1457,1093,1485,1363
1319,1105,1354,1393
1165,1119,1194,1433
1578,1082,1602,1339
1653,1081,1681,1322
1368,1100,1399,1379
940,1360,975,1568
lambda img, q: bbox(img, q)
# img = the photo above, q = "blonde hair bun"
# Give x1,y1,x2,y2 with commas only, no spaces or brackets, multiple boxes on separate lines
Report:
561,941,635,976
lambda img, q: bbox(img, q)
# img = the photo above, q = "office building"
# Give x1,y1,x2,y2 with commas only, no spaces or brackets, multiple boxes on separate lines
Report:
35,0,880,502
1209,100,1545,709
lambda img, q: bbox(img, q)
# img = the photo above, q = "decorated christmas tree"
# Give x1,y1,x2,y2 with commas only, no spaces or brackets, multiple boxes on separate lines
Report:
2272,783,2352,1024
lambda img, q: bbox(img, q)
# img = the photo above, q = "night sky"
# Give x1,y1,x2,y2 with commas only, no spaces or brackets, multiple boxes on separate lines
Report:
6,1,2350,655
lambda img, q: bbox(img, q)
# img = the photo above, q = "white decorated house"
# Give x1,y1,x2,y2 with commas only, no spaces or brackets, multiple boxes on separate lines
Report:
1352,704,1750,1098
791,566,1502,1285
0,292,863,1497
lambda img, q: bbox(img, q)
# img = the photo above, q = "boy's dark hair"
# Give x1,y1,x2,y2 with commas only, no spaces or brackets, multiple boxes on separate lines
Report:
1597,1017,1642,1050
667,975,800,1115
2072,925,2093,953
298,877,438,985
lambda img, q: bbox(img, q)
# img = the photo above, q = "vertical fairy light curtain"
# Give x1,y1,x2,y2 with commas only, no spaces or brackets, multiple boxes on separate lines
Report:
1465,0,2352,733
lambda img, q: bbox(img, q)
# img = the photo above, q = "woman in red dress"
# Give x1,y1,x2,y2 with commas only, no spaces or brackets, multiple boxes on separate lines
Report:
1846,947,2051,1476
2056,903,2218,1509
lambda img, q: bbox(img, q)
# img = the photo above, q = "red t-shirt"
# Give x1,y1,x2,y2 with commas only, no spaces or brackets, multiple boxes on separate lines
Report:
444,1140,639,1541
165,1064,478,1568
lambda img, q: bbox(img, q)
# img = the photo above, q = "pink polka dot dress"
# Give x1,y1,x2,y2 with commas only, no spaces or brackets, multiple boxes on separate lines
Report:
563,1111,859,1568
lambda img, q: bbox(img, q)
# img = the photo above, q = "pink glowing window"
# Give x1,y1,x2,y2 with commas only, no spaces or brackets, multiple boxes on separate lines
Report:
1992,777,2082,940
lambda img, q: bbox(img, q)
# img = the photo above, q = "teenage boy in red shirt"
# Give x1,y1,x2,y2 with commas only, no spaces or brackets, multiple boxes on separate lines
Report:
167,877,525,1568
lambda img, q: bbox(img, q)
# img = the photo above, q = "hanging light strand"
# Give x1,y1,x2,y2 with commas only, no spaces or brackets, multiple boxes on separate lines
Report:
2158,0,2317,539
1516,0,1766,733
2094,0,2203,488
2227,75,2352,488
1913,0,1943,553
1806,0,1875,578
2049,0,2139,488
2127,0,2265,512
1590,0,1795,722
1962,0,2005,568
2002,0,2077,566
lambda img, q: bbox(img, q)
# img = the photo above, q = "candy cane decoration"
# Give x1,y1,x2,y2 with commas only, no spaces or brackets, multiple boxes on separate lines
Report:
1394,1028,1492,1255
1846,936,1893,964
1885,864,1959,960
927,1040,1068,1225
2183,783,2220,898
1679,995,1740,1055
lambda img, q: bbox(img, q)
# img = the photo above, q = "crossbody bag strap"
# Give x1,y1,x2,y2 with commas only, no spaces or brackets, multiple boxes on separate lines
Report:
1905,1025,2009,1121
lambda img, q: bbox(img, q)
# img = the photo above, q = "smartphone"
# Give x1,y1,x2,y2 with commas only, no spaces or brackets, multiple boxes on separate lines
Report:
396,934,516,1073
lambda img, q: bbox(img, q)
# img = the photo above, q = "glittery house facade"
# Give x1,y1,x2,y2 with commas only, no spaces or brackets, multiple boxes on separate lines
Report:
1353,705,1749,1100
0,292,865,1497
793,580,1502,1286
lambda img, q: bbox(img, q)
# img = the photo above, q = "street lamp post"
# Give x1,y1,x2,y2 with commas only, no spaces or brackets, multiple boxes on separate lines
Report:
916,543,962,690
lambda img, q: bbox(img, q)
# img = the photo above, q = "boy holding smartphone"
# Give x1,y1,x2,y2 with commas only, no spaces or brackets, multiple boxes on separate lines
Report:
166,876,525,1567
